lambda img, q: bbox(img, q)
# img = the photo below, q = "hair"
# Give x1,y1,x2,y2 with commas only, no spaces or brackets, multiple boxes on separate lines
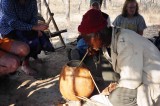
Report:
90,0,103,7
91,2,100,9
122,0,139,17
82,26,112,47
98,26,112,47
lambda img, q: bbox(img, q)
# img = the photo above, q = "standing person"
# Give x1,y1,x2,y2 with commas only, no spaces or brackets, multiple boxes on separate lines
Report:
113,0,147,35
78,9,160,106
0,0,54,75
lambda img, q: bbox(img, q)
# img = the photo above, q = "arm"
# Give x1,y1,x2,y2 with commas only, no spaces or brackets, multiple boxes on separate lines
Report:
30,0,38,25
137,15,147,36
30,0,49,32
112,15,121,27
116,39,143,89
2,0,33,30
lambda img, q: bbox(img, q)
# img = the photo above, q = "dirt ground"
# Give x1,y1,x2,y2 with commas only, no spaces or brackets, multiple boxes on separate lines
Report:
0,0,160,106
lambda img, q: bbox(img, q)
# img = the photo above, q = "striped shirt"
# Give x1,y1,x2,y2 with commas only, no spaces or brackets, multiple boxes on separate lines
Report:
113,14,147,33
0,0,38,36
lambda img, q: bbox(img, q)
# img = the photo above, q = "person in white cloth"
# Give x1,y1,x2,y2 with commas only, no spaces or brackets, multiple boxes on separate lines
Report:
78,9,160,106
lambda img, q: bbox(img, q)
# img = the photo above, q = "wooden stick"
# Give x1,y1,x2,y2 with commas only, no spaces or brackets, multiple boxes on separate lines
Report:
89,71,101,94
78,49,101,94
78,50,89,67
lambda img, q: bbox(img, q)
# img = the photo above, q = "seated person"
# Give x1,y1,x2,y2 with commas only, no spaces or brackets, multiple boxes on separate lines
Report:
0,38,29,76
78,9,160,106
68,0,111,87
76,0,111,59
113,0,147,35
0,0,54,75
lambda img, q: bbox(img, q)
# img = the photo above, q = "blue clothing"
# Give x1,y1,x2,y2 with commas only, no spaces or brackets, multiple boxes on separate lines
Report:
76,38,88,58
113,14,147,33
16,30,54,59
0,0,54,59
76,12,109,58
7,30,54,59
0,0,38,35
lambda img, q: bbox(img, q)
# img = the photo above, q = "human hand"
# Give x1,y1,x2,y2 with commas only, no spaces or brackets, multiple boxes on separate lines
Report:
32,24,48,31
101,82,117,95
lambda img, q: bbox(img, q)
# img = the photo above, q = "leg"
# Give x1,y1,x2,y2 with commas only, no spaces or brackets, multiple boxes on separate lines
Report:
68,48,80,60
109,87,137,106
0,50,20,76
1,38,36,76
39,32,55,52
3,32,40,76
21,59,37,76
0,38,30,57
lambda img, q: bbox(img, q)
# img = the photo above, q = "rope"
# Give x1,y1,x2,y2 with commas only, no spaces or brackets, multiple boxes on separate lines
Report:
78,50,101,94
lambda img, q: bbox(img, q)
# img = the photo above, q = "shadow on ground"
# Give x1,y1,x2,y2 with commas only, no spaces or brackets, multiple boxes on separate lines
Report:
0,25,159,105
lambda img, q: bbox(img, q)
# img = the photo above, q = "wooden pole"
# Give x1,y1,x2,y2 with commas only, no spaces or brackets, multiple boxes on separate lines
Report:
43,0,66,47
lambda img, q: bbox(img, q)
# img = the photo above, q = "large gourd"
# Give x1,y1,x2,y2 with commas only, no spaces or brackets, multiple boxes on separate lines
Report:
59,60,95,101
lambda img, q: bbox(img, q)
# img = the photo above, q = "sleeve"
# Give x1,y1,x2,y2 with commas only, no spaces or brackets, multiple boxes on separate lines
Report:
137,15,147,31
77,38,88,50
2,0,33,30
116,37,143,89
30,0,38,25
112,15,121,27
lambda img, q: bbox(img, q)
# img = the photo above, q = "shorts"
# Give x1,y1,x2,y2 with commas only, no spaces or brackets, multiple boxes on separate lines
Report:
0,38,14,57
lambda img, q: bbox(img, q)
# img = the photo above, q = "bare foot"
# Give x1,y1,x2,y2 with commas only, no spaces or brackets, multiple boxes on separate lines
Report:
21,65,37,76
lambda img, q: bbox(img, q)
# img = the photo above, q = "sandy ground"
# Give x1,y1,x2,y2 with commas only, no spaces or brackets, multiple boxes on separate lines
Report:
0,25,159,106
0,0,160,106
0,43,119,106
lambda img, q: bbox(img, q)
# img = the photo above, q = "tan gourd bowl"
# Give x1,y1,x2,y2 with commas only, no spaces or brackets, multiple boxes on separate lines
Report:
59,60,95,101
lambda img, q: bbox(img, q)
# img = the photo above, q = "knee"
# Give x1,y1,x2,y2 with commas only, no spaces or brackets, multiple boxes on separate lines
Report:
0,54,20,76
18,43,30,57
8,57,20,73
